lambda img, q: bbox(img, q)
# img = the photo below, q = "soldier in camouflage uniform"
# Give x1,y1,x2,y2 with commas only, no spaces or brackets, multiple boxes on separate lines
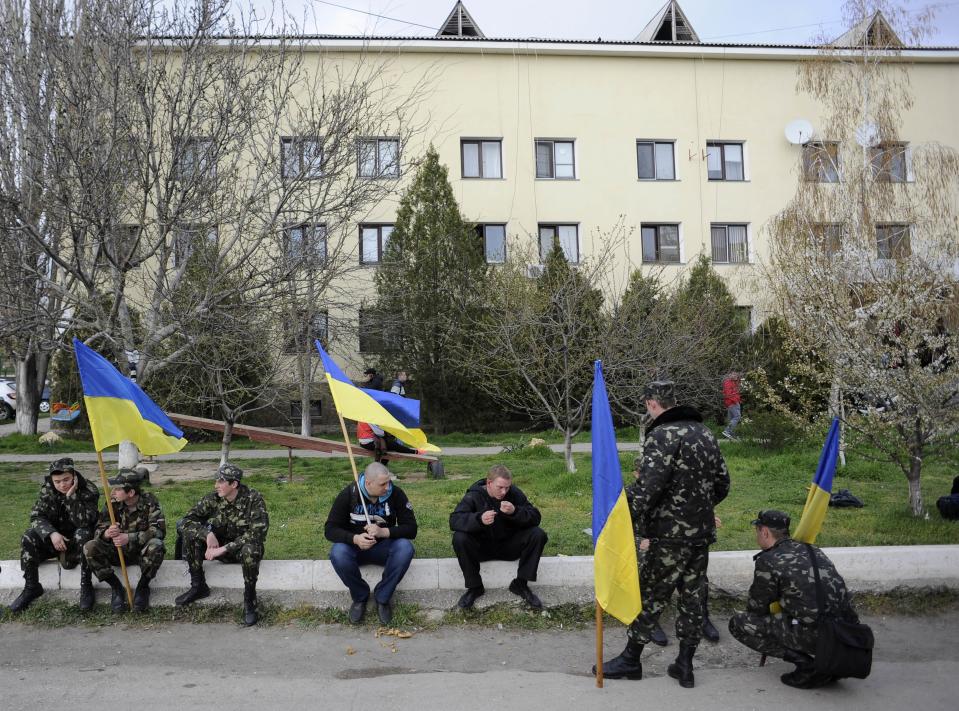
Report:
597,382,729,687
729,509,859,689
175,464,269,626
83,468,166,613
9,457,100,613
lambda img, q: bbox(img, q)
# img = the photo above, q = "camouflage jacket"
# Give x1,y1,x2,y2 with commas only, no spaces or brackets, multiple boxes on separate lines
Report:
180,484,269,553
747,537,858,625
29,473,100,539
95,491,166,547
626,405,730,545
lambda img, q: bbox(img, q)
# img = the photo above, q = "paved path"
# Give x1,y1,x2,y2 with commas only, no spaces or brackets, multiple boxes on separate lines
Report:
0,417,50,438
0,611,953,710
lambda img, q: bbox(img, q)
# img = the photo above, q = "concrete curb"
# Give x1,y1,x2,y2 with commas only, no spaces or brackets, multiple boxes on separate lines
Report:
3,546,957,608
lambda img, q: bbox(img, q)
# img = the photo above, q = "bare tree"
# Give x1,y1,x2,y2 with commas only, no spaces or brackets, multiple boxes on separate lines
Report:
763,1,959,515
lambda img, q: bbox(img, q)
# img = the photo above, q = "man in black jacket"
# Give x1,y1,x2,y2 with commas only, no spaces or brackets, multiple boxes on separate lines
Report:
325,462,417,625
449,464,548,610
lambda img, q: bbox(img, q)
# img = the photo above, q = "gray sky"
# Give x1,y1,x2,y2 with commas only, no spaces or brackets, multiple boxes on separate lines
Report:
237,0,959,45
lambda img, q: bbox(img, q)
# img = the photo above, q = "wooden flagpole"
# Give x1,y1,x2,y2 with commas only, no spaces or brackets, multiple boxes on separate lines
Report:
95,451,134,610
334,409,371,524
595,601,604,687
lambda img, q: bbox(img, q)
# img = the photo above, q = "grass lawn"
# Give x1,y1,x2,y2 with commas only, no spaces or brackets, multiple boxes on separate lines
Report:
0,437,956,561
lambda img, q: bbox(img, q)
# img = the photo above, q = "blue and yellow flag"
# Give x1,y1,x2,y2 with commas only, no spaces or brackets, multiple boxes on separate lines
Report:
73,338,187,455
591,360,641,624
794,417,840,543
315,340,439,453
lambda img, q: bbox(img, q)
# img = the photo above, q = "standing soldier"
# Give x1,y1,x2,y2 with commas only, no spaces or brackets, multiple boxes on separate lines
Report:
174,464,269,626
8,457,100,613
597,381,730,687
83,468,166,613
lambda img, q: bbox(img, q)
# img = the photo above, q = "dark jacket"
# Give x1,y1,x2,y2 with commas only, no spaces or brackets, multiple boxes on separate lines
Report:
324,482,417,545
30,472,100,539
180,484,269,554
449,478,542,542
626,405,730,545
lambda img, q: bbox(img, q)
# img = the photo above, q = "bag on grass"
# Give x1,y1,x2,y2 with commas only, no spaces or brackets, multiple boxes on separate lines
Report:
830,489,864,508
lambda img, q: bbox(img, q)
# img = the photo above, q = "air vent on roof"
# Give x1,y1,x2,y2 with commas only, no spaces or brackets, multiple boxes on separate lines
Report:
831,10,904,49
437,1,485,39
635,1,700,43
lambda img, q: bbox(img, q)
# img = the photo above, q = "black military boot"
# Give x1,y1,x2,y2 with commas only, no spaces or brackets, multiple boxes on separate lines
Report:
78,563,95,612
667,641,697,688
592,641,644,680
9,564,44,613
175,569,210,607
243,583,258,627
650,620,669,646
780,649,822,688
702,587,720,642
133,575,153,613
102,573,129,613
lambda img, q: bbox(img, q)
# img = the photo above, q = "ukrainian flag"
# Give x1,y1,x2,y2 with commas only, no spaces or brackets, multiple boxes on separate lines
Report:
315,341,439,453
590,360,641,624
794,417,840,544
73,338,187,455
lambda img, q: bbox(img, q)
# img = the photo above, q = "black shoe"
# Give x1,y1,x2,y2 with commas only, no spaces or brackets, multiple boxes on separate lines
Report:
667,642,697,688
243,590,258,627
650,622,668,646
349,599,367,624
9,583,44,613
508,578,543,610
457,586,485,609
78,566,95,612
702,616,720,643
133,579,151,613
781,649,823,688
104,574,129,614
377,600,393,625
175,571,210,607
593,642,644,680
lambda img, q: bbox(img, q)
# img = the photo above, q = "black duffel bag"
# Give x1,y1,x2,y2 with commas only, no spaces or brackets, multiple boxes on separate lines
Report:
806,543,874,679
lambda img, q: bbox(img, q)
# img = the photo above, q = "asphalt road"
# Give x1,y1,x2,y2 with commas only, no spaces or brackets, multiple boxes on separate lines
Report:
1,611,954,710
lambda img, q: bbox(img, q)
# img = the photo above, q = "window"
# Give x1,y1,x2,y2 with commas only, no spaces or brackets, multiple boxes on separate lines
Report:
461,139,502,179
535,140,575,179
176,137,215,181
173,224,218,267
283,310,329,354
476,224,506,264
290,399,323,421
358,308,401,354
803,142,840,183
870,143,908,183
641,224,680,263
706,142,744,181
114,225,144,265
811,223,843,258
280,137,323,179
358,138,400,178
360,224,394,264
538,224,579,263
876,224,911,259
636,141,675,180
284,223,327,267
711,224,749,263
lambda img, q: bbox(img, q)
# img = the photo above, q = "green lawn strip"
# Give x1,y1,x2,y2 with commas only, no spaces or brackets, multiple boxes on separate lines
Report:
0,443,957,561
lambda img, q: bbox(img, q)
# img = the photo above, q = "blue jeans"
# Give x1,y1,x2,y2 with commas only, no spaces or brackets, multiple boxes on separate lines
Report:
725,404,741,435
329,538,415,604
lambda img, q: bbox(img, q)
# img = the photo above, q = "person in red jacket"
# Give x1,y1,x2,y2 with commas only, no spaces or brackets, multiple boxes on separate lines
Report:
722,372,742,441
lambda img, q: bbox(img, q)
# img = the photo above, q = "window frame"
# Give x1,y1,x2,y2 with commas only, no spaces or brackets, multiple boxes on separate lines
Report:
802,141,841,183
710,223,750,264
636,140,677,181
280,136,324,180
283,222,327,268
811,222,844,258
537,223,580,264
283,309,329,355
176,137,215,182
461,138,503,179
875,223,911,259
359,223,395,265
534,139,576,180
705,141,746,182
358,307,401,354
870,142,910,183
357,137,401,179
640,223,682,263
172,224,218,268
476,223,507,264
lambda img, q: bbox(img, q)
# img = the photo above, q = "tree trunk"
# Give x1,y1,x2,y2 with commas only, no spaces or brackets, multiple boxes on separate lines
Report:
564,430,576,473
298,352,312,437
14,352,48,436
907,456,924,517
220,417,234,466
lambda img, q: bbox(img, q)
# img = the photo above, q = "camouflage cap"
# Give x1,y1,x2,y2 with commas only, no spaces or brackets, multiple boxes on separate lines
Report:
751,509,791,531
641,380,675,402
49,457,77,475
215,463,243,482
107,467,148,487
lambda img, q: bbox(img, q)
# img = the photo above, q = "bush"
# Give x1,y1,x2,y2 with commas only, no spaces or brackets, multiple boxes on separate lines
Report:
738,411,807,450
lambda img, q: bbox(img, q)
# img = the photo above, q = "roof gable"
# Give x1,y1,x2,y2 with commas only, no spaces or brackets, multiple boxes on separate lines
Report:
832,10,904,48
635,0,700,43
437,1,485,38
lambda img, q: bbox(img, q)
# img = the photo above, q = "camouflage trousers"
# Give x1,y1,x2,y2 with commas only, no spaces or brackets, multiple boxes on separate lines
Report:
20,527,92,570
82,537,166,581
628,543,708,646
728,611,819,658
181,531,263,587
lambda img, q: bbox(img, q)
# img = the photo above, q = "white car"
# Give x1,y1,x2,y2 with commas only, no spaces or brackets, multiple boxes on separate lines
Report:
0,380,15,421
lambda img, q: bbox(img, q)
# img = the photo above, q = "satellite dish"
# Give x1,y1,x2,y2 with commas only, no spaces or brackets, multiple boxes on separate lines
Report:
855,121,880,147
785,119,815,145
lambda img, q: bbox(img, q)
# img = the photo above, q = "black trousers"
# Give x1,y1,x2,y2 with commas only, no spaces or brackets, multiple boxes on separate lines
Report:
452,527,548,589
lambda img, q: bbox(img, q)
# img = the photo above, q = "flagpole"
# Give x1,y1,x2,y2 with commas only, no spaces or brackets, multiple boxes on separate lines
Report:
334,409,370,524
95,451,134,610
595,601,604,687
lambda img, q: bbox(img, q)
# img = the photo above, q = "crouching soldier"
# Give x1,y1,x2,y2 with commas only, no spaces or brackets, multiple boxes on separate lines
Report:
175,464,269,626
9,457,100,613
83,468,166,613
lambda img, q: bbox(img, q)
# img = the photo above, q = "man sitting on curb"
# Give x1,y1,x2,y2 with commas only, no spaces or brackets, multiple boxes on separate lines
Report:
324,462,417,625
83,468,166,613
449,465,548,610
